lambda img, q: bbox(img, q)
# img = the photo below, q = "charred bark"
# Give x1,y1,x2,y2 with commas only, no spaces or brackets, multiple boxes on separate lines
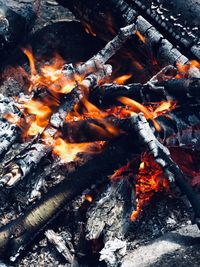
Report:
125,0,200,59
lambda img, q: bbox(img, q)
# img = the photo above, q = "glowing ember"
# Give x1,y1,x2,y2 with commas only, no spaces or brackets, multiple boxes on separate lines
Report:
131,153,169,221
111,153,169,220
85,194,93,203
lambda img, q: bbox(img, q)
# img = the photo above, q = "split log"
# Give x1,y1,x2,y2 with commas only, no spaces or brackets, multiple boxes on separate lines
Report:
56,0,200,69
0,136,136,260
92,78,200,105
0,0,39,62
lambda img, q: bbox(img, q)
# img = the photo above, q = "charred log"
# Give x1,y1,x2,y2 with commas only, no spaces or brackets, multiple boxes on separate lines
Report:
57,0,200,69
125,0,200,59
128,113,200,228
92,78,200,105
0,0,39,62
0,136,135,260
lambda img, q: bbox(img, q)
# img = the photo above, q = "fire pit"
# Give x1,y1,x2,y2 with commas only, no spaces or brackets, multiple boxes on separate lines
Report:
0,0,200,266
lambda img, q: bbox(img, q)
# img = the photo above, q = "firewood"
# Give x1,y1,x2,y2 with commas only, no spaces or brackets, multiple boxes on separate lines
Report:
129,113,200,228
0,0,39,61
125,0,200,59
0,94,22,156
92,78,200,105
1,103,200,188
56,0,200,70
0,136,135,260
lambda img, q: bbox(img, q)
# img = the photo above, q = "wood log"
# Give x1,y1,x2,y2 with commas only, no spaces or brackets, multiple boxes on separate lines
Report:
2,103,199,188
92,78,200,105
0,0,39,62
0,136,136,260
56,0,200,70
128,113,200,228
125,0,200,59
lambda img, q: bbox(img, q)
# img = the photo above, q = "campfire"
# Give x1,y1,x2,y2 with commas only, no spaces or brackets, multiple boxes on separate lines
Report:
0,0,199,266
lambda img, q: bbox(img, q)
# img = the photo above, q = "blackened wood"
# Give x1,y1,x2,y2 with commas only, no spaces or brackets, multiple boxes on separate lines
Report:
0,0,38,62
129,113,200,228
57,0,195,68
0,136,135,260
126,0,200,59
0,143,51,188
92,78,200,104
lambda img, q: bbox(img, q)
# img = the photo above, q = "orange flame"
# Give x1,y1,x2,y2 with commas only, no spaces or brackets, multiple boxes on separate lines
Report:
176,60,200,78
22,48,80,94
130,153,169,221
118,96,161,131
114,74,132,84
52,138,103,163
135,31,146,43
85,194,93,203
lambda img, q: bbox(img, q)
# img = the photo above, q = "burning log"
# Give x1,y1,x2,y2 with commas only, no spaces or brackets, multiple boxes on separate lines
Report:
56,0,200,71
0,136,135,260
128,113,200,227
92,78,200,105
50,65,112,128
0,0,39,61
0,22,138,186
1,102,200,188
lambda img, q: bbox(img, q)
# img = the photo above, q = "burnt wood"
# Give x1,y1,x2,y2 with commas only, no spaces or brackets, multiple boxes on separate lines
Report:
0,136,135,260
0,0,38,62
92,78,200,105
56,0,194,69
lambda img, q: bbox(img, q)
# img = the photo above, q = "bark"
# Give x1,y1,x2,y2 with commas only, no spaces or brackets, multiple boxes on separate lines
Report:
0,136,135,260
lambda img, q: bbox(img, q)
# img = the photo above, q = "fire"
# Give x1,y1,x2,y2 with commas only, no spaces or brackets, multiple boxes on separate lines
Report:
176,60,200,77
118,96,161,131
135,31,146,43
23,48,79,94
52,138,102,163
21,99,52,136
114,74,132,84
111,153,169,221
117,96,176,131
131,153,169,221
85,194,93,203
